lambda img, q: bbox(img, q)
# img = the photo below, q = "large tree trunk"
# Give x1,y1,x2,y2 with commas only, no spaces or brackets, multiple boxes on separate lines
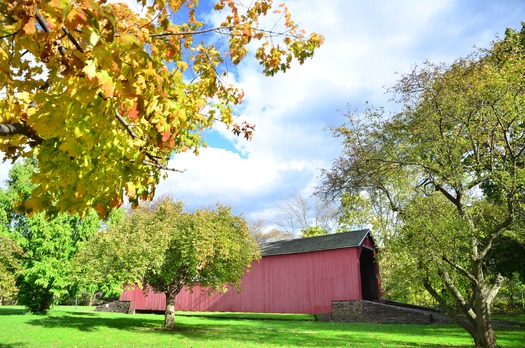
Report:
473,315,497,348
471,282,499,348
425,280,498,348
164,291,176,329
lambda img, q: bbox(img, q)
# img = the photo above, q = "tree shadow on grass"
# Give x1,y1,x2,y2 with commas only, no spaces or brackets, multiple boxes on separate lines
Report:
18,311,524,348
0,308,26,316
67,311,97,316
26,313,164,333
172,319,474,347
0,343,26,348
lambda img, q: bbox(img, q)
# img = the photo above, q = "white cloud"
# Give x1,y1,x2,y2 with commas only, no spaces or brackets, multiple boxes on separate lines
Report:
156,0,525,223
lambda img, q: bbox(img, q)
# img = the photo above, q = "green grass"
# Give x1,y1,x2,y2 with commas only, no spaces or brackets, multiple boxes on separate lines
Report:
0,306,523,347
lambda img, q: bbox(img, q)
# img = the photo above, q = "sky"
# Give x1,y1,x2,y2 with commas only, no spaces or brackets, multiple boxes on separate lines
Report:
2,0,525,230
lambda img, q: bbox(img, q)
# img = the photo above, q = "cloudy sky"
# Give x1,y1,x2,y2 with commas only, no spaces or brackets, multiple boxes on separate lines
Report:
157,0,525,222
1,0,525,228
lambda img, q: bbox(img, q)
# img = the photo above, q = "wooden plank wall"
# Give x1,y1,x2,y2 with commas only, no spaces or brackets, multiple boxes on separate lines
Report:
120,247,363,314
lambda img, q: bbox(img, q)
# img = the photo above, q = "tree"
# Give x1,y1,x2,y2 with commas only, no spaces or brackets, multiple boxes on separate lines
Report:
0,234,23,305
1,159,101,313
271,190,339,237
247,219,293,244
320,26,525,348
334,177,434,305
75,197,259,328
0,0,323,218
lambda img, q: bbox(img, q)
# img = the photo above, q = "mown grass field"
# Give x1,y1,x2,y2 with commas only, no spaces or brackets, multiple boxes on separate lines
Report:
0,306,523,347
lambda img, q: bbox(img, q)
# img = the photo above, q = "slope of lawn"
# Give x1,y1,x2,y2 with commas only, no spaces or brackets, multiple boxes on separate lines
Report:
0,306,523,347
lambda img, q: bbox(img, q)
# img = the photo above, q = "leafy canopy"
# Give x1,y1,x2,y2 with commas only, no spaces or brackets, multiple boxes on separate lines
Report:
320,26,525,348
0,159,101,313
0,0,323,217
75,196,259,327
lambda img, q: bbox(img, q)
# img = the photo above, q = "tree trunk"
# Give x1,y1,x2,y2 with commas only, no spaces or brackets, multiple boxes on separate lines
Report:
471,288,498,348
423,268,500,348
164,291,176,329
472,316,497,348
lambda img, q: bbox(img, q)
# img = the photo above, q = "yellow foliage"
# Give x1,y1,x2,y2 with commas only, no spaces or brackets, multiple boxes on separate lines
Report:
0,0,323,218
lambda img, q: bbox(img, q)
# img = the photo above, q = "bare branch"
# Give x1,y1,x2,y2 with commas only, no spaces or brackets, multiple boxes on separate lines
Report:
35,9,67,56
150,26,297,39
115,110,141,140
143,161,186,173
61,26,83,53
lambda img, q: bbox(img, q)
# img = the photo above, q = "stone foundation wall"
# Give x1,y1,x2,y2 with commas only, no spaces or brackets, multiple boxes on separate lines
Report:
95,300,131,314
331,300,433,324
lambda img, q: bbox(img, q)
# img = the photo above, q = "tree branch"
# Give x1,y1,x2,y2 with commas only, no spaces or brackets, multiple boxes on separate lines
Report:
61,26,83,53
115,110,186,173
377,182,400,213
0,123,43,144
0,31,19,40
434,183,462,213
486,274,505,308
150,26,297,39
422,277,475,336
478,214,513,261
35,9,67,56
439,267,477,326
115,109,141,140
441,256,478,285
143,161,186,173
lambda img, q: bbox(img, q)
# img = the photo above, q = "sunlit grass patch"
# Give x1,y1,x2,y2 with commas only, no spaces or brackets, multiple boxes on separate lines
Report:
0,306,523,347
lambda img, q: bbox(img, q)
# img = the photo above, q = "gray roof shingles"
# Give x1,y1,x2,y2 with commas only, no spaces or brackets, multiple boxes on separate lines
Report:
259,229,371,256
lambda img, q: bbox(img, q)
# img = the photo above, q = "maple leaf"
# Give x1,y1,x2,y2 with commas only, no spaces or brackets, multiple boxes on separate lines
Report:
96,70,115,97
22,18,37,35
83,60,97,80
127,102,140,121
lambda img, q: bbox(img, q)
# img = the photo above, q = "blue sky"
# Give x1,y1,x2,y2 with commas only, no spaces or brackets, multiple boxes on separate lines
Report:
1,0,525,230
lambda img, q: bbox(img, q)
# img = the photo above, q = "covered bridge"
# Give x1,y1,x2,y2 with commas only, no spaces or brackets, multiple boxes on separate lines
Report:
119,229,381,315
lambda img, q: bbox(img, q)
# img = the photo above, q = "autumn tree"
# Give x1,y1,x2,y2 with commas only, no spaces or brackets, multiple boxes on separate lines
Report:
1,159,101,313
75,197,259,329
0,0,323,217
320,26,525,348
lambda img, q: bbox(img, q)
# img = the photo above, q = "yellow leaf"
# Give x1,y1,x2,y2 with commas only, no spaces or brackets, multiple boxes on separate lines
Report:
176,61,188,72
85,29,100,50
96,70,115,97
83,60,97,80
126,182,136,199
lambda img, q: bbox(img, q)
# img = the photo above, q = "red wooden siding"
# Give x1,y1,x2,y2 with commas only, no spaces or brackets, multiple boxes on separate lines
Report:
120,246,368,314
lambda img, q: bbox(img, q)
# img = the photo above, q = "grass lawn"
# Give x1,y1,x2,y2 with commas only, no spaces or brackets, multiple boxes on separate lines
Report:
0,306,523,347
